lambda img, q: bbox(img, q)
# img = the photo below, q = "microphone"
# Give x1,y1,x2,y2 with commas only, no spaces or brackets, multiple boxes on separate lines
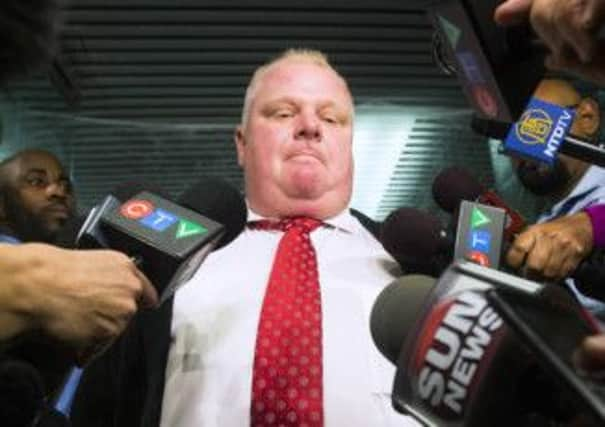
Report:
432,166,525,241
431,166,605,295
426,0,545,124
371,271,529,426
371,262,605,426
177,176,247,250
501,98,605,168
0,0,63,83
426,1,605,168
380,207,453,277
77,177,247,303
110,180,171,203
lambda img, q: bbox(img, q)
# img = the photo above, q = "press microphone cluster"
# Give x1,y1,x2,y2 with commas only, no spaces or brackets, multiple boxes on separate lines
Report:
370,262,605,426
380,166,512,275
431,166,605,301
382,165,605,305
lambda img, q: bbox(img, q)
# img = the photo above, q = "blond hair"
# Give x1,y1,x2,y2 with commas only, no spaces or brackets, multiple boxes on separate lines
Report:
240,49,351,126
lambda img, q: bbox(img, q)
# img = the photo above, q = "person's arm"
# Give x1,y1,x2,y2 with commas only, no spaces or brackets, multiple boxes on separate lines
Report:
495,0,605,85
0,243,157,355
584,204,605,248
506,211,594,280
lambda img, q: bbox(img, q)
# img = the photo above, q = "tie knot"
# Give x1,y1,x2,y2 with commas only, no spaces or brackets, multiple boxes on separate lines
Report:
249,217,322,233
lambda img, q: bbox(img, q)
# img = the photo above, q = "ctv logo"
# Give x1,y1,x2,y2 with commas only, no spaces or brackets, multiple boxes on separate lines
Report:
466,207,492,267
120,199,207,239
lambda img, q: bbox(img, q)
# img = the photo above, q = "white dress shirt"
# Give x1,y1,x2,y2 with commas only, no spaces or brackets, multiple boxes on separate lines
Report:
160,208,419,426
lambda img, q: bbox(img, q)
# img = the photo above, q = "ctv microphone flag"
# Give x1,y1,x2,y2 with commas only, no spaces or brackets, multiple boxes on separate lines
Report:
77,191,224,303
454,201,506,269
504,97,575,166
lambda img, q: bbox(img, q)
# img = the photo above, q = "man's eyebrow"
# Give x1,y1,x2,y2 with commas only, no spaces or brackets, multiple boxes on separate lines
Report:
23,168,48,175
264,97,298,107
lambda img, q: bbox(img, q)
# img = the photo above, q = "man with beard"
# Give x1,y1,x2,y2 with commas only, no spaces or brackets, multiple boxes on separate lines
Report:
0,149,75,244
506,78,605,317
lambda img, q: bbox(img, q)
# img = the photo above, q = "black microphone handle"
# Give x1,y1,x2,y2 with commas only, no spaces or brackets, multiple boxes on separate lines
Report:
560,135,605,168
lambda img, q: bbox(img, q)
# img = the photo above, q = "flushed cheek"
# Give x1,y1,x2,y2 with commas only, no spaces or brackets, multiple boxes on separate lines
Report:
275,128,290,145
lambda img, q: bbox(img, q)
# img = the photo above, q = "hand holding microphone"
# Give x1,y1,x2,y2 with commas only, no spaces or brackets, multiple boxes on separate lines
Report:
506,211,595,281
495,0,605,86
430,166,600,283
0,244,157,354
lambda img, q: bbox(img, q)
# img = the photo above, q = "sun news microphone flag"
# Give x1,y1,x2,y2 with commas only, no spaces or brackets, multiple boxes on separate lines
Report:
371,262,605,426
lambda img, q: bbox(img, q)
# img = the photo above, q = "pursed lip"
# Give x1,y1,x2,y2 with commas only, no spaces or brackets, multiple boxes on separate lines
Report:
286,150,324,163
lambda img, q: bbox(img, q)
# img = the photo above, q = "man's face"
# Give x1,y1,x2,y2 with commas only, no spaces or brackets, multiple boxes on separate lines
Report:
1,152,75,242
514,157,572,196
236,60,354,218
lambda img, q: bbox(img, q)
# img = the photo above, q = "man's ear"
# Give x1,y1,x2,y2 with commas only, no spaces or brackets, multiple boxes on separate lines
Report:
576,97,601,140
235,125,246,168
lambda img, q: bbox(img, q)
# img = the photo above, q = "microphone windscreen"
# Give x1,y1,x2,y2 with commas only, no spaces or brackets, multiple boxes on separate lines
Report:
0,0,63,83
0,359,45,427
178,176,247,249
432,166,484,213
381,207,444,262
110,181,170,202
370,275,435,364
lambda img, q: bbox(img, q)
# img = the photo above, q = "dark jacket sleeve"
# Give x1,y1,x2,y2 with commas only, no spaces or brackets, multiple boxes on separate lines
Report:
70,312,147,427
70,297,173,427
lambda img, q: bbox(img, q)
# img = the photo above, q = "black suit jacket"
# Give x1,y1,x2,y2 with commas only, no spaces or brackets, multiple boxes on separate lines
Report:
71,299,173,427
70,210,382,427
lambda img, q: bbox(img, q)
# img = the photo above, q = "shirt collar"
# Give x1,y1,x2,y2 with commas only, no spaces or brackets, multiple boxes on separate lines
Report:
565,166,605,199
246,205,357,234
548,165,605,214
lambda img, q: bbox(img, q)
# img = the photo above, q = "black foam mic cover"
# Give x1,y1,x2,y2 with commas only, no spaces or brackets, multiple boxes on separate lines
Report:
178,176,247,249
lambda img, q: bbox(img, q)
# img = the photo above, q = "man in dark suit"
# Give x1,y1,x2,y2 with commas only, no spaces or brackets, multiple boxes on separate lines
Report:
71,49,417,427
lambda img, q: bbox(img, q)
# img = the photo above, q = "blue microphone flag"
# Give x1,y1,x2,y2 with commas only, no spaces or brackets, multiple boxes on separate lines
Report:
504,97,575,166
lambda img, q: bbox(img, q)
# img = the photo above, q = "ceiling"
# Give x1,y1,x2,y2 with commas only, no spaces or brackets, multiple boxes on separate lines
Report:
1,0,498,220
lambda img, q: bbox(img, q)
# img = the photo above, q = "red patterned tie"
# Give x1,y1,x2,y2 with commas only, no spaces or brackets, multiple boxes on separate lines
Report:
249,217,324,427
